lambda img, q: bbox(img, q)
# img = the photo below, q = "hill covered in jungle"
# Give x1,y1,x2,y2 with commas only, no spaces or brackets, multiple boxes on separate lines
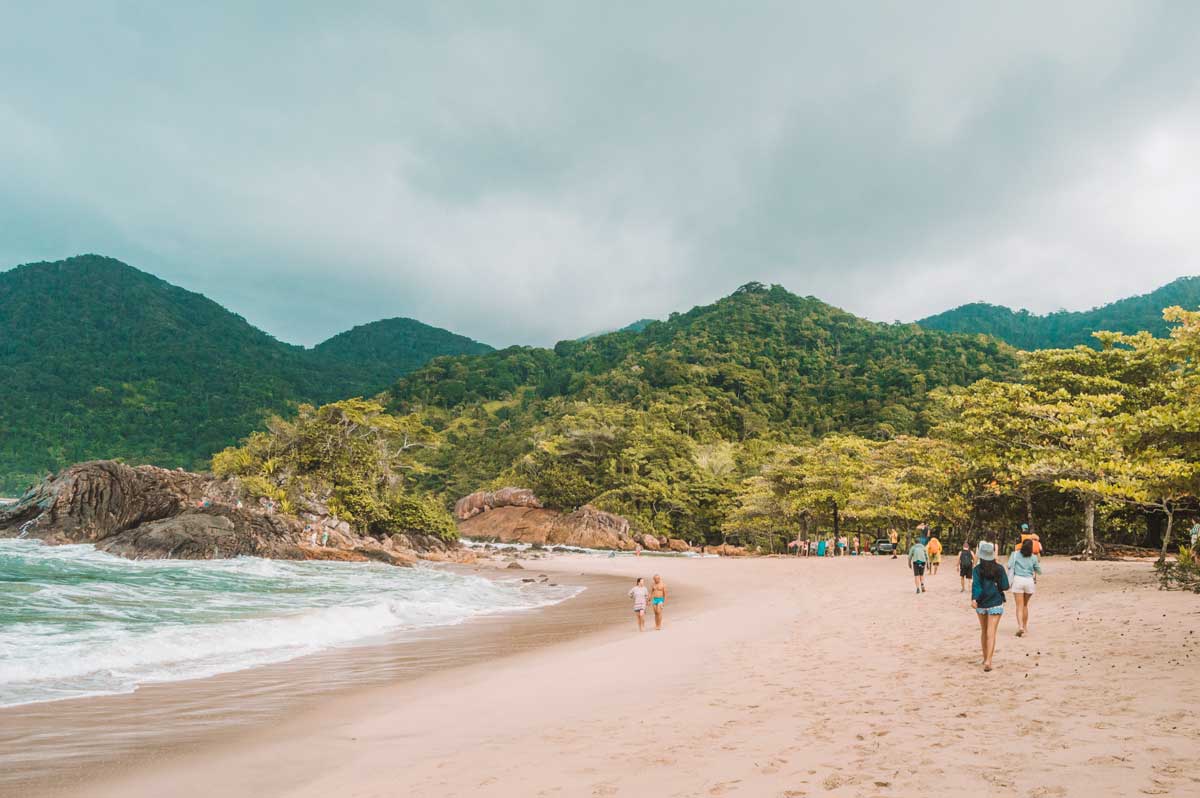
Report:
918,276,1200,349
0,255,491,492
385,282,1020,542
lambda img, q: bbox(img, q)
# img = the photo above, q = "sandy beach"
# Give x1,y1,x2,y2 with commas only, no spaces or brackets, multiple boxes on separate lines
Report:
11,554,1200,798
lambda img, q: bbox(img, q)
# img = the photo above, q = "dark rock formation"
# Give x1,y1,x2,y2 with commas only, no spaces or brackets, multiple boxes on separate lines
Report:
0,460,448,566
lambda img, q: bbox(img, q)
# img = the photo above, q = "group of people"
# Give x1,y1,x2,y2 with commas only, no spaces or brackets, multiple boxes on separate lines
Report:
628,574,668,631
905,525,1044,672
794,535,861,557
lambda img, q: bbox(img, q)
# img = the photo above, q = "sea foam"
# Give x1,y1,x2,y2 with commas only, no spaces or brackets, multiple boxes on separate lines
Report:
0,539,580,707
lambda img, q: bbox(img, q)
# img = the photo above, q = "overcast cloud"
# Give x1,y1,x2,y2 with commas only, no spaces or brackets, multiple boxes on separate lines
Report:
3,2,1199,346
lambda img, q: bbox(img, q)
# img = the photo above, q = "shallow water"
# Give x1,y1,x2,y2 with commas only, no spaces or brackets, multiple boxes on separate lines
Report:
0,539,580,707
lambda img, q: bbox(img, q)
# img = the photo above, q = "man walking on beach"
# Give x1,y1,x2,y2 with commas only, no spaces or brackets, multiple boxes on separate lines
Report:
889,528,899,559
958,541,974,592
650,574,668,630
908,534,929,594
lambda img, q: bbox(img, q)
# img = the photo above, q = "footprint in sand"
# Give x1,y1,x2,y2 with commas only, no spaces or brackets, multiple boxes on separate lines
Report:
708,779,742,795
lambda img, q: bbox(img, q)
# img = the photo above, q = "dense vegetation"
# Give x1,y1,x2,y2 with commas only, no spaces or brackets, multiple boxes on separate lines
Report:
212,398,457,540
919,276,1200,349
727,312,1200,563
0,255,490,493
387,283,1018,541
379,284,1199,562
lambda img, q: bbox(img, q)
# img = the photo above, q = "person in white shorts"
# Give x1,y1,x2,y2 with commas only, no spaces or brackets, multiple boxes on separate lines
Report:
1007,538,1042,637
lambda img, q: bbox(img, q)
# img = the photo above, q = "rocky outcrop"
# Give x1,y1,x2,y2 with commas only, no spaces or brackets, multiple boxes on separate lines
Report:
551,504,635,550
667,538,690,553
454,488,542,520
0,460,451,566
456,493,640,551
641,533,661,551
703,543,749,556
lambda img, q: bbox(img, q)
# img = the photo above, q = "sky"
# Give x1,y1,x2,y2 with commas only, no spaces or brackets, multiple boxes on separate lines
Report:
3,2,1199,347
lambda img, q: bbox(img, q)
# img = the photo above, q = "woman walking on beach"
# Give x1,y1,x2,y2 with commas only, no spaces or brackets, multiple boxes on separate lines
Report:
650,574,668,630
1007,538,1042,637
972,541,1010,672
628,577,649,632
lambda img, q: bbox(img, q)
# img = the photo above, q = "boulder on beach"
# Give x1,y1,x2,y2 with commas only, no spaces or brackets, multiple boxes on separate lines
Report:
455,493,639,551
453,487,543,520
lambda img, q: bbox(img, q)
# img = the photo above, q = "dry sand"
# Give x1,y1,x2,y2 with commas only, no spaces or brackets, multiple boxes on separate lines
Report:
22,555,1200,797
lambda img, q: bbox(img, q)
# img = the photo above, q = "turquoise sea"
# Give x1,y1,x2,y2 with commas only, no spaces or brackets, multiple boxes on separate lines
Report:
0,539,580,707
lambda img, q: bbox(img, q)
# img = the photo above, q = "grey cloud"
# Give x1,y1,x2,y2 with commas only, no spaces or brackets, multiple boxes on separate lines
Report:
2,2,1199,346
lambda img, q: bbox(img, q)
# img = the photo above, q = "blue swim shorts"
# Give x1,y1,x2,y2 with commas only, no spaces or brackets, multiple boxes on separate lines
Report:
975,606,1004,616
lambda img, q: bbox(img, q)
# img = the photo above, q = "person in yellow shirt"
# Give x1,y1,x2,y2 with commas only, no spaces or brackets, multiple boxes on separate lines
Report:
922,524,943,575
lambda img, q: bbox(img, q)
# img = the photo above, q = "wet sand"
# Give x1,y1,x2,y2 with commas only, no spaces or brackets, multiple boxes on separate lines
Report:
1,569,631,797
8,555,1200,798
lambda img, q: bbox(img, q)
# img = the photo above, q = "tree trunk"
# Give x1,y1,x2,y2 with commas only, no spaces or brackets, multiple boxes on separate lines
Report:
832,501,840,538
1023,484,1035,535
1158,505,1175,563
1083,496,1097,558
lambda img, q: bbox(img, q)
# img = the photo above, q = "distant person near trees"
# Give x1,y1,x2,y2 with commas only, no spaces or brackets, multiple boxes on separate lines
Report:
958,542,974,592
908,535,929,594
972,541,1010,672
1190,521,1200,553
1007,538,1043,637
889,528,899,560
924,526,943,575
1019,524,1043,555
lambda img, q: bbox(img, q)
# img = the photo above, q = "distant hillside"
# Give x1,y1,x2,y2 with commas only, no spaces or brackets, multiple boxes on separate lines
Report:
918,276,1200,349
313,317,491,397
0,255,490,491
577,318,657,341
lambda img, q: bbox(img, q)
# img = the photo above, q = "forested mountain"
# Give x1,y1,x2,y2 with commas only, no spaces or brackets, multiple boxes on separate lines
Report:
388,282,1019,540
313,317,492,398
0,255,490,492
918,276,1200,349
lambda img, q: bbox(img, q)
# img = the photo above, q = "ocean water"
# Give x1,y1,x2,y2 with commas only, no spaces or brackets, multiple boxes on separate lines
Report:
0,539,581,708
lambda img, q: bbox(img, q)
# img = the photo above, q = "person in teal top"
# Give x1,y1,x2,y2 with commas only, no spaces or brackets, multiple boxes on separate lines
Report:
1007,538,1043,637
972,541,1010,672
908,536,929,594
816,538,827,557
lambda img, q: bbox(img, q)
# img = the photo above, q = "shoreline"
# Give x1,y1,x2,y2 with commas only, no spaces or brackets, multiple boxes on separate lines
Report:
9,555,1200,797
1,562,629,798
